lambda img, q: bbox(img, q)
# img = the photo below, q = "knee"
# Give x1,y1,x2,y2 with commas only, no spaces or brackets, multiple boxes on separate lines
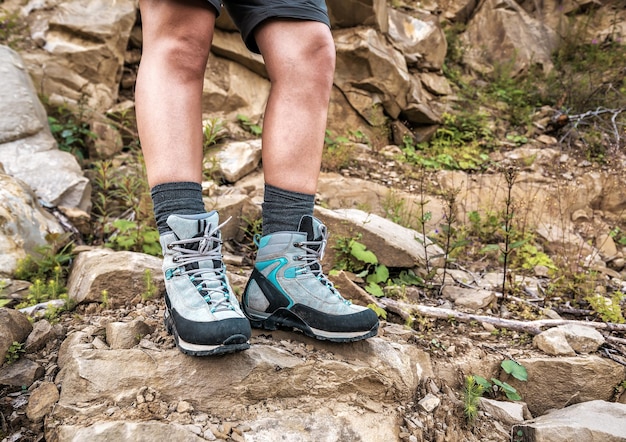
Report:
147,33,211,82
300,33,336,90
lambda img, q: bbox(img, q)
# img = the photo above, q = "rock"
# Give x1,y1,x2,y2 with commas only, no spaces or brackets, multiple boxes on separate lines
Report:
106,320,154,350
0,308,33,363
25,319,55,353
596,233,618,259
315,207,444,269
441,286,496,310
479,398,527,425
557,324,605,354
387,8,447,69
53,338,431,417
0,358,45,387
461,0,558,76
420,72,453,96
21,0,137,112
0,46,91,211
333,27,410,121
436,169,600,256
418,393,440,413
26,381,60,423
52,421,206,442
241,406,399,442
176,400,194,414
327,0,388,32
513,400,626,441
89,118,123,159
211,29,267,78
317,173,445,234
203,191,261,242
533,328,576,356
202,55,270,122
66,249,164,307
0,170,65,277
212,139,262,183
505,356,626,416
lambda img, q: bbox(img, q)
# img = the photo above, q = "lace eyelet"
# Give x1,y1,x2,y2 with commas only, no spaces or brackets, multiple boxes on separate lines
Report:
167,244,173,250
293,242,302,248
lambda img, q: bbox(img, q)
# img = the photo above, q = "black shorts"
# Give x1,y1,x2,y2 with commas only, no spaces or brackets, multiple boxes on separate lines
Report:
206,0,330,54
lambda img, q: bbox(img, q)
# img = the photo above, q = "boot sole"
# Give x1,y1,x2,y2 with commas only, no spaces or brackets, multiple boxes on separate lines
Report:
165,308,250,356
245,307,378,343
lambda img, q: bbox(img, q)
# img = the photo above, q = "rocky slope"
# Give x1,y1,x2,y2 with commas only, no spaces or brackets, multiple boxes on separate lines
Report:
1,0,626,441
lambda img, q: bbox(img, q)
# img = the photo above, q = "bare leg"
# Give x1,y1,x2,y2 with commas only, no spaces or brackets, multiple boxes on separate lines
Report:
135,0,216,187
255,20,336,195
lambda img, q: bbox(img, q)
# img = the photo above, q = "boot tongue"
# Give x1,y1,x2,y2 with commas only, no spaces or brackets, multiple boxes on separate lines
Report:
297,215,328,268
298,215,324,242
166,211,220,240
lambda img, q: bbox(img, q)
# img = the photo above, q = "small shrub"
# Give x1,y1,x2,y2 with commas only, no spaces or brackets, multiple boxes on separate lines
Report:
585,292,625,324
5,341,25,365
322,130,357,171
105,219,161,256
236,114,262,136
47,102,96,163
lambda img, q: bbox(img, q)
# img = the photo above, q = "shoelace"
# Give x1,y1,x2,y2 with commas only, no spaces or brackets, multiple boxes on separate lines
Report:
294,229,352,305
168,218,235,313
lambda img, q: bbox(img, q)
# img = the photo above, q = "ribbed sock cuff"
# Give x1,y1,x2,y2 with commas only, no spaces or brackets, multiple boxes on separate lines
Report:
151,182,205,234
261,183,315,236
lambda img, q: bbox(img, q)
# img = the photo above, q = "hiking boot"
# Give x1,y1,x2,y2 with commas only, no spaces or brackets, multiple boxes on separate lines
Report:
242,215,379,342
161,211,251,356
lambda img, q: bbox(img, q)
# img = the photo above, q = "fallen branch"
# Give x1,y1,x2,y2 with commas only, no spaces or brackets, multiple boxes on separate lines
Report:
379,298,626,335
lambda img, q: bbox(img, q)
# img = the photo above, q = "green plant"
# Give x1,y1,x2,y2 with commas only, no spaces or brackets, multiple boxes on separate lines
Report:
5,341,25,365
14,234,73,313
105,219,161,256
585,292,625,324
0,8,28,49
202,117,226,151
0,280,10,308
142,269,159,301
436,188,469,286
14,233,73,282
47,102,96,163
400,113,493,171
367,303,387,319
473,359,527,401
322,130,357,171
90,159,116,224
237,114,262,136
463,375,484,424
101,290,111,309
513,243,557,272
331,236,388,297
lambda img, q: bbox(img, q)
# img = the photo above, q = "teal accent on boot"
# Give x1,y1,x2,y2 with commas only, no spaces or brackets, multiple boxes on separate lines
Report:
242,215,379,342
161,211,250,356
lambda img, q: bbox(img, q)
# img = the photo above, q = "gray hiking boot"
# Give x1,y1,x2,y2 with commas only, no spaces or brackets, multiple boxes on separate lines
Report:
242,215,379,342
161,211,251,355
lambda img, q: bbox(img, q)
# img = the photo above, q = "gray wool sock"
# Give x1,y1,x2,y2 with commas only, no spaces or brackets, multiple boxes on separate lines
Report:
262,183,315,236
151,182,205,234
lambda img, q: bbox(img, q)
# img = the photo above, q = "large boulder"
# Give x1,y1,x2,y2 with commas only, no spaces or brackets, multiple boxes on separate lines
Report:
20,0,137,112
327,0,389,32
202,55,270,122
0,46,90,210
514,400,626,441
461,0,558,76
0,170,65,276
387,8,447,70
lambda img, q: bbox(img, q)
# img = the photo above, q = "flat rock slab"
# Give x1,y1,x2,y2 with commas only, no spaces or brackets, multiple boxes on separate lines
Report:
49,333,432,441
513,400,626,441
